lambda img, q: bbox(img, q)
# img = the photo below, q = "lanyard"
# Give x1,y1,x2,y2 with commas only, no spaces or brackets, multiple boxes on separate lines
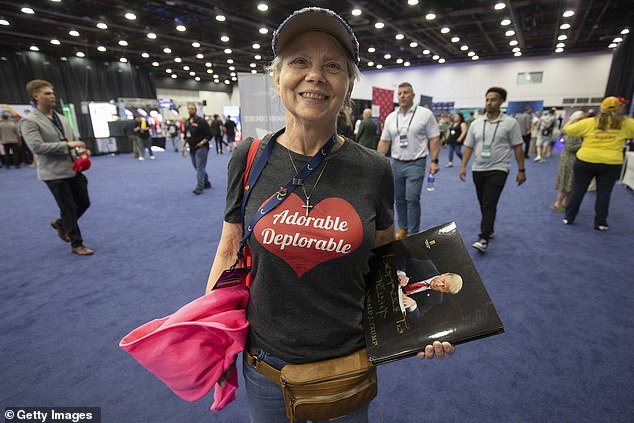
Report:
482,119,501,147
237,129,337,261
396,106,417,132
49,112,67,140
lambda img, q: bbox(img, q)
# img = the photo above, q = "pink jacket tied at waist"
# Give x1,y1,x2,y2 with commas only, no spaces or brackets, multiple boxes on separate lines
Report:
119,284,249,411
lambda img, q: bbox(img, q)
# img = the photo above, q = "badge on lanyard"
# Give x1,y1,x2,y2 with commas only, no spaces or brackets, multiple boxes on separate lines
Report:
399,126,408,148
480,120,500,159
481,144,492,159
186,130,191,138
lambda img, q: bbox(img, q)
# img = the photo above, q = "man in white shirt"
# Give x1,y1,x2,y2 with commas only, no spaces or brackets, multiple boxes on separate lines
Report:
378,83,440,240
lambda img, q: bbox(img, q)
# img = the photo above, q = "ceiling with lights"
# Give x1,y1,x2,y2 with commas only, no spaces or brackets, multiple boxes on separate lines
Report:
0,0,631,86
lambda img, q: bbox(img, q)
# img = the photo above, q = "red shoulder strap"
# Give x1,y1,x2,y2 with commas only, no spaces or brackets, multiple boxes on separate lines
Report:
243,139,262,189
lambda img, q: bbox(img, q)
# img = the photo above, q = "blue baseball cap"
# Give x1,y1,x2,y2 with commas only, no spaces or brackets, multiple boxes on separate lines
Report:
272,7,360,64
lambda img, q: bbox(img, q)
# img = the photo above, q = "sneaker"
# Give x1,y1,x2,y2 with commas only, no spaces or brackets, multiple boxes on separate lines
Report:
489,232,495,239
50,220,70,243
563,218,572,225
594,225,609,231
395,228,408,240
71,244,94,255
204,181,212,189
192,187,203,195
138,156,145,161
472,239,488,253
533,156,542,162
149,155,155,160
445,162,453,168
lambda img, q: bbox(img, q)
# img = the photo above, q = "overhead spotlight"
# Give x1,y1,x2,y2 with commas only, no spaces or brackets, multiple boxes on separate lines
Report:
120,57,128,63
171,74,177,79
259,27,268,34
494,2,506,10
166,69,172,73
558,34,568,41
174,57,182,63
438,58,446,63
423,49,430,54
253,43,261,49
468,51,475,57
257,3,268,12
501,19,511,26
29,45,39,51
460,45,468,51
509,40,518,46
396,58,403,64
250,63,256,68
230,72,236,76
555,48,564,53
76,51,85,58
231,77,237,81
224,48,232,54
251,70,257,74
395,34,404,40
613,37,624,43
50,39,61,45
441,27,450,34
367,61,374,66
562,10,574,18
472,55,479,60
410,42,418,48
621,29,630,35
376,64,383,69
195,77,201,81
608,43,618,48
189,71,195,76
560,23,571,30
374,22,385,29
408,0,419,5
147,33,157,39
176,25,186,32
514,52,522,57
556,42,565,48
207,69,213,73
505,30,515,36
151,61,159,67
224,80,230,85
404,61,411,66
368,47,376,53
432,54,439,60
227,59,234,63
192,41,200,48
196,53,204,59
451,36,460,43
512,47,520,52
118,40,128,46
183,65,190,70
221,35,230,42
97,46,107,52
163,47,172,54
425,13,436,20
216,15,226,22
254,55,261,60
21,7,35,14
69,30,80,37
205,62,212,67
352,8,362,16
141,52,150,58
229,66,236,70
384,53,391,59
96,22,108,30
0,19,9,26
124,12,136,20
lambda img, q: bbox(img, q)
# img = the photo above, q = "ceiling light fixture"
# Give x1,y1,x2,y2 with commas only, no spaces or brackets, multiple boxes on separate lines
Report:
472,55,479,60
441,27,450,34
141,52,150,58
21,7,35,14
501,19,511,26
207,69,213,73
556,42,565,48
250,63,256,68
621,28,630,35
257,3,268,12
171,74,177,79
147,33,157,39
367,61,374,66
404,61,411,66
514,52,522,57
205,62,212,67
251,70,257,74
558,34,568,41
432,54,439,60
120,57,128,63
253,43,261,49
176,25,186,32
118,40,128,46
216,15,226,22
468,51,475,56
494,2,506,10
438,58,446,63
189,71,195,76
395,34,404,40
451,36,460,42
151,61,159,66
368,47,376,53
96,22,108,30
505,30,515,36
560,23,571,30
259,27,268,34
425,13,436,20
192,41,200,48
509,40,518,46
408,0,419,5
50,39,61,45
423,49,430,54
512,47,520,52
29,45,39,51
352,8,362,16
124,12,136,20
196,53,203,59
227,59,234,63
254,55,261,60
0,19,9,26
97,46,106,52
562,10,575,18
221,35,230,42
229,66,236,70
163,48,172,54
396,58,403,64
374,22,385,29
183,65,190,70
384,53,391,59
69,30,80,37
166,69,172,73
195,77,201,81
174,57,182,63
613,37,623,43
460,45,468,51
410,42,418,48
608,43,618,48
76,51,85,58
376,64,383,69
224,48,232,54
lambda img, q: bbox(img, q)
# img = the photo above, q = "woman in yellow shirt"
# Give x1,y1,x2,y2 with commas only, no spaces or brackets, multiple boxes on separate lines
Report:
563,96,634,230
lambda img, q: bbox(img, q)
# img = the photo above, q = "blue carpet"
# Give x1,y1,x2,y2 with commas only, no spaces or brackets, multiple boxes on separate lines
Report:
1,145,633,422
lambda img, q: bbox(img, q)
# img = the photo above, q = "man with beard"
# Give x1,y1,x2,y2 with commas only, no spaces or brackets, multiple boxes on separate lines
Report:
459,87,526,253
182,104,212,195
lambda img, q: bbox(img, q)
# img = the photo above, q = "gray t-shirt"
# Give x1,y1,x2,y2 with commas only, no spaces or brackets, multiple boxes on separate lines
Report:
464,114,523,173
225,133,394,363
515,112,531,136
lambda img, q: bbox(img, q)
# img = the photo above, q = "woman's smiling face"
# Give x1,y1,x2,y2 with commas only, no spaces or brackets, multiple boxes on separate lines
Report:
274,31,353,128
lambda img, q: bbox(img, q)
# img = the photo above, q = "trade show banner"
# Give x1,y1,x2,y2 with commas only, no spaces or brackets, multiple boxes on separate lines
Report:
507,101,544,116
238,73,286,140
372,87,395,125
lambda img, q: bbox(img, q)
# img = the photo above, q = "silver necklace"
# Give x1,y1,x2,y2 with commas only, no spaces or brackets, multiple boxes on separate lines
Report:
287,147,330,216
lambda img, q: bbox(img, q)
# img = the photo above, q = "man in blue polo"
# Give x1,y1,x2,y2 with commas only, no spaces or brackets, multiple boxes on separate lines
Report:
459,87,526,253
378,82,440,240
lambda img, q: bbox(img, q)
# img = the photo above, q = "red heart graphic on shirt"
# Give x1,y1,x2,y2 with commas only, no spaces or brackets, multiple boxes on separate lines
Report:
254,193,363,278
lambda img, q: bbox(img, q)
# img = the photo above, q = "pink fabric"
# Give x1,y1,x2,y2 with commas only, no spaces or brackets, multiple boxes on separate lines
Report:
119,284,249,411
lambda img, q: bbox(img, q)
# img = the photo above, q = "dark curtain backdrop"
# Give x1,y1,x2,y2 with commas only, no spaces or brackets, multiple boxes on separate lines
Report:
605,35,634,114
0,49,156,138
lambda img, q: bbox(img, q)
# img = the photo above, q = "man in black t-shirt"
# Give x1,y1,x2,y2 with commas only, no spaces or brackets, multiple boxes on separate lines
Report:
210,114,224,154
182,104,213,194
224,115,237,152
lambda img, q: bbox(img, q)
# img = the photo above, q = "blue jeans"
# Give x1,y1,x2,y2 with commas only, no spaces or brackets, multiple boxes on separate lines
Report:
243,349,370,423
391,158,426,234
167,135,180,151
189,146,209,188
447,143,463,163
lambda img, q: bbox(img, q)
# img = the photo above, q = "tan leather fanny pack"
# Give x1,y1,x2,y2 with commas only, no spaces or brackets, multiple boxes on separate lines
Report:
245,348,377,422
